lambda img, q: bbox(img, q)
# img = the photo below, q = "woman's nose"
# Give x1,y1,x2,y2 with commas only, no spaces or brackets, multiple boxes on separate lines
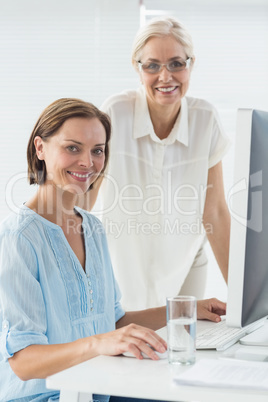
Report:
158,66,172,82
79,152,93,168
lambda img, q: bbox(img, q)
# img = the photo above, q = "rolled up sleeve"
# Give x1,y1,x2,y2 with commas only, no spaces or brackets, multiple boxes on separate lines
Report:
0,232,48,360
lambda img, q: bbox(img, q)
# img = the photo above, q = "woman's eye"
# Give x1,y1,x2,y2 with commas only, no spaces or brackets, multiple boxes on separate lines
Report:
93,148,104,156
67,145,79,152
170,60,184,68
147,63,159,70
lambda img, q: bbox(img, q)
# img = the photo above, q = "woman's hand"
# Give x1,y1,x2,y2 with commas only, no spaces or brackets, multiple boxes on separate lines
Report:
197,298,226,322
9,324,167,381
92,323,167,360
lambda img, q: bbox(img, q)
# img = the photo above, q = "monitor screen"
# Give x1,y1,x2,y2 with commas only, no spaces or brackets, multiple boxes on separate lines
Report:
227,109,268,328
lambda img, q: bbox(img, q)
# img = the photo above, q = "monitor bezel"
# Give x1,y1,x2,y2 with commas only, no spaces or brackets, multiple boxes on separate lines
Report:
226,109,253,328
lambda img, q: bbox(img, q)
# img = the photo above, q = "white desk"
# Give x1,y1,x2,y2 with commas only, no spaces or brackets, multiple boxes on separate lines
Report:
46,347,268,402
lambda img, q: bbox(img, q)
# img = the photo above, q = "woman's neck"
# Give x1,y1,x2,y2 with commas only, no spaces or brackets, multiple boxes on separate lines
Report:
25,183,79,227
147,100,181,140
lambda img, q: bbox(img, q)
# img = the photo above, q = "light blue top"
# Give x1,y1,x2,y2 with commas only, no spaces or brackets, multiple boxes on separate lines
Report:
0,205,125,402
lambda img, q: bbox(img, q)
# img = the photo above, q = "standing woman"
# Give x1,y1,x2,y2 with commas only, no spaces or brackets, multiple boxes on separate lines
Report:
90,17,231,310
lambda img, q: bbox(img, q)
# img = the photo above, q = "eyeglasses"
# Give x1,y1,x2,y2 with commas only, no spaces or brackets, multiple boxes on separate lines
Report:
138,57,191,74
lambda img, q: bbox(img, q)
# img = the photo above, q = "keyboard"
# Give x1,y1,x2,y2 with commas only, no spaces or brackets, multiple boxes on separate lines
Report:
196,318,264,351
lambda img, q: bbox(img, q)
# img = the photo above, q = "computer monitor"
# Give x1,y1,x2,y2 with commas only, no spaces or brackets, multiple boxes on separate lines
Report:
226,108,268,345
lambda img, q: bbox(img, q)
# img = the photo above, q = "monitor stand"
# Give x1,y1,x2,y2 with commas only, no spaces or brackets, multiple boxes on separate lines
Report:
239,320,268,346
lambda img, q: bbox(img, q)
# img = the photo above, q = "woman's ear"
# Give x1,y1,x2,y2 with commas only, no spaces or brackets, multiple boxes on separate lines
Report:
190,56,196,69
34,136,45,160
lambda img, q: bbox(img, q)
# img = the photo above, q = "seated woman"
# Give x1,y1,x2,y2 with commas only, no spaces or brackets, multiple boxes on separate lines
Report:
0,98,226,402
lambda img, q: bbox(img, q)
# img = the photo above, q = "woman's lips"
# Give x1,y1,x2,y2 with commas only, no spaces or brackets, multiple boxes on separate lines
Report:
67,171,92,182
156,86,178,93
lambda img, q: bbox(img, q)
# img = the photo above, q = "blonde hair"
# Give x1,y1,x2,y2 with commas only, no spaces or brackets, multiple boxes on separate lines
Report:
131,16,194,71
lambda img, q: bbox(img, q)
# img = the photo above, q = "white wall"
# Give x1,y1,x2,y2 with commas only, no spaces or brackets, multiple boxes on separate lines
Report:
0,0,140,218
1,0,268,300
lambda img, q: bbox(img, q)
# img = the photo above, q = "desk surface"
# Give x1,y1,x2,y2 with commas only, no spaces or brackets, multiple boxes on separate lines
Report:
47,347,268,402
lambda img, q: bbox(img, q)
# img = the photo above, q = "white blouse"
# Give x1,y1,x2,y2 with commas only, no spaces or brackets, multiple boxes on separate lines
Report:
97,87,231,310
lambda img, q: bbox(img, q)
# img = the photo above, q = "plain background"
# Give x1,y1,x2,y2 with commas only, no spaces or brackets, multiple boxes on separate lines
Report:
1,0,268,301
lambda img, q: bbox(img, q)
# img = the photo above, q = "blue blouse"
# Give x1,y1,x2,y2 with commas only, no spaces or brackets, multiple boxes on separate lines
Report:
0,205,125,401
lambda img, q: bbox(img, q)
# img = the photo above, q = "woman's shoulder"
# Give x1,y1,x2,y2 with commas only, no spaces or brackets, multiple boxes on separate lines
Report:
0,206,35,236
0,205,59,245
101,89,138,113
0,207,46,254
186,96,217,112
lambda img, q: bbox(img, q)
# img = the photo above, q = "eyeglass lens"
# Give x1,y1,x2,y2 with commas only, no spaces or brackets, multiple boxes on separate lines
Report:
140,59,190,74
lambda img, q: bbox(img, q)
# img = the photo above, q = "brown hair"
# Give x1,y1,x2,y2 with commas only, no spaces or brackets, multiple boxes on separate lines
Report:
27,98,111,189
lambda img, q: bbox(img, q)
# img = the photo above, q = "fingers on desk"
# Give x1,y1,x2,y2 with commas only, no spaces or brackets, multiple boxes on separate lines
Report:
122,324,167,360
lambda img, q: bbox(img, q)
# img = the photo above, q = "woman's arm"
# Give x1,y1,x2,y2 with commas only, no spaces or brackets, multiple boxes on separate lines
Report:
203,161,231,283
8,338,93,381
116,298,227,330
116,307,166,331
8,324,166,381
9,297,226,381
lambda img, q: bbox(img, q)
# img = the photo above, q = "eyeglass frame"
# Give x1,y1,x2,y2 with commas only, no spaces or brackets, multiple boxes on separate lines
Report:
137,57,192,74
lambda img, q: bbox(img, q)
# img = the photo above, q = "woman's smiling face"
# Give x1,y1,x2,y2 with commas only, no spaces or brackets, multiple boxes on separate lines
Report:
34,117,106,195
139,35,193,111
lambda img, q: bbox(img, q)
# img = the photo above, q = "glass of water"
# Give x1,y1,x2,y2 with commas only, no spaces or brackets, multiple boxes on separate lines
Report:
166,296,196,365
